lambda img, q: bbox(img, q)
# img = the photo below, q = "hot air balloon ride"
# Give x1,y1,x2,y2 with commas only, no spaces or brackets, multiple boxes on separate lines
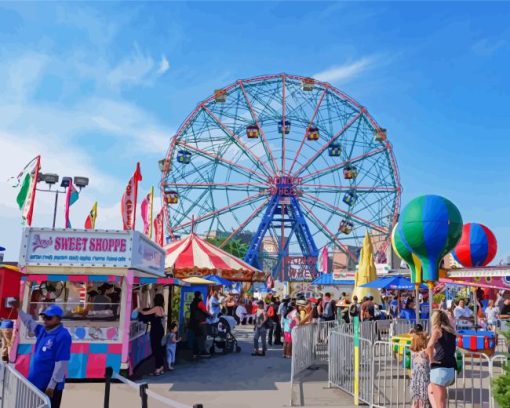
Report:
453,223,497,267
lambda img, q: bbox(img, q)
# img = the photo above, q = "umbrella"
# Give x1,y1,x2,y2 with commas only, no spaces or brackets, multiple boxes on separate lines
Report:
182,277,216,285
311,274,354,286
361,275,427,290
352,232,382,304
204,274,233,286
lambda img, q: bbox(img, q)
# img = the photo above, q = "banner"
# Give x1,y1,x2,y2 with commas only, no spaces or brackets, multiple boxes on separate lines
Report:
153,207,165,246
14,156,41,226
84,201,98,229
64,181,79,228
140,186,154,238
121,163,142,230
317,246,328,273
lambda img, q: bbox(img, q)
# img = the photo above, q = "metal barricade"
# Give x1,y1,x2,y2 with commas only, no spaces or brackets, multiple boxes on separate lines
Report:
371,341,412,408
328,330,372,404
0,362,51,408
390,319,429,337
104,367,203,408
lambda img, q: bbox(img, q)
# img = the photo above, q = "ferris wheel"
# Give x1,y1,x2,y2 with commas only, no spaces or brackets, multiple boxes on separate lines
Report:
161,73,401,275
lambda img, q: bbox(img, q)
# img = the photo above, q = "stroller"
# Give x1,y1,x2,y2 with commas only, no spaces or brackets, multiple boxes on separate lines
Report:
207,315,241,355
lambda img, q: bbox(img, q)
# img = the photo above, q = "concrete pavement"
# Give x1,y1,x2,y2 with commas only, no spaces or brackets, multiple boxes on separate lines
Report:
62,325,356,408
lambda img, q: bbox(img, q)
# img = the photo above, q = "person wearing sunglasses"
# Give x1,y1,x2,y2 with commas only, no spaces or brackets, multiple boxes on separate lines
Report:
10,299,71,408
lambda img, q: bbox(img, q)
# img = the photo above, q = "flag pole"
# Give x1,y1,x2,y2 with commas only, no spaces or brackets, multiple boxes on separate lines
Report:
26,155,41,226
149,186,154,239
132,162,141,230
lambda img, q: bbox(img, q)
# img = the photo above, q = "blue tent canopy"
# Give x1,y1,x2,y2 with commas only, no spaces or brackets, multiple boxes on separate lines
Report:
204,274,233,286
360,275,427,290
311,274,354,286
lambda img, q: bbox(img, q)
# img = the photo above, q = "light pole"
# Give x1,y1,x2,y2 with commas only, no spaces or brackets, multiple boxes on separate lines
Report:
36,173,89,229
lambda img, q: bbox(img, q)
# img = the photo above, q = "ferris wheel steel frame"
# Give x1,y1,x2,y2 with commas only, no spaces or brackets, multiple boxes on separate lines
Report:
161,73,401,278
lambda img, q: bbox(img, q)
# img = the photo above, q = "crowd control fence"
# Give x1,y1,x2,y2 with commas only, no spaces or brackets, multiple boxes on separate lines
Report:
0,362,51,408
292,320,508,408
104,367,203,408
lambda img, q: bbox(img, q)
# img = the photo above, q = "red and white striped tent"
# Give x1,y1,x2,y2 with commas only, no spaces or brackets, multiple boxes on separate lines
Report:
163,233,266,282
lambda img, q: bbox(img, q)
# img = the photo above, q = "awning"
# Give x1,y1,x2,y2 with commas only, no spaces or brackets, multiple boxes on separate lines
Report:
164,233,266,282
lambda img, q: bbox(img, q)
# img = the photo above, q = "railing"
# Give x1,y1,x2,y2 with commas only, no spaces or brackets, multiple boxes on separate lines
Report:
0,362,51,408
104,367,203,408
130,320,148,339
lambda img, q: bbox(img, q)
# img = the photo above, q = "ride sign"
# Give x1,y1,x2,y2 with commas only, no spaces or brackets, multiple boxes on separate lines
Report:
285,256,319,282
19,227,165,276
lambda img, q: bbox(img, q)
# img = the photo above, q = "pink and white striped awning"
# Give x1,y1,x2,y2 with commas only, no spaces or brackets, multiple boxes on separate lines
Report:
163,233,265,282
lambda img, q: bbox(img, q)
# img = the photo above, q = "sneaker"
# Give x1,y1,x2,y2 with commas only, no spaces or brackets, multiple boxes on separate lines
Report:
168,366,175,371
199,353,211,358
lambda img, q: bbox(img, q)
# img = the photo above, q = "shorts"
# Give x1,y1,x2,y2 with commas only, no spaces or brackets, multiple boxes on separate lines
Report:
430,367,455,387
284,332,292,343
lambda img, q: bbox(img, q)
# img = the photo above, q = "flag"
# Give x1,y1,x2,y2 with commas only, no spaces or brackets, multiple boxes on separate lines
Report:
64,181,79,228
153,207,165,246
317,245,329,273
84,201,98,229
121,162,142,230
14,156,41,226
140,186,154,237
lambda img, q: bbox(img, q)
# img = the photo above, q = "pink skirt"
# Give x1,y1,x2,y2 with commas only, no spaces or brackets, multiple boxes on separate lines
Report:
284,332,292,343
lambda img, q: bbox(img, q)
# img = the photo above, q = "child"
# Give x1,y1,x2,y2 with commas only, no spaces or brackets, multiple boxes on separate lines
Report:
164,322,181,370
409,326,431,408
282,305,297,358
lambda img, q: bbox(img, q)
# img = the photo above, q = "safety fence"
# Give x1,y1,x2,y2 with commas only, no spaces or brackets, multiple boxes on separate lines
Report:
291,320,509,408
0,362,51,408
104,367,203,408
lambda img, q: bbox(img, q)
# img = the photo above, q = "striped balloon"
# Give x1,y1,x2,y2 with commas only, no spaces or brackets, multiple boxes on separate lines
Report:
391,223,423,283
453,223,497,267
398,195,463,282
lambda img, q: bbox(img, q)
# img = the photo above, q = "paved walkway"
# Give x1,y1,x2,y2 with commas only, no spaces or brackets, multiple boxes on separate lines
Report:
62,325,355,408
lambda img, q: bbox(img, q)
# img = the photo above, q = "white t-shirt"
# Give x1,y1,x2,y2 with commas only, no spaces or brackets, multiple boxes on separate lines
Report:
454,305,473,320
485,306,499,323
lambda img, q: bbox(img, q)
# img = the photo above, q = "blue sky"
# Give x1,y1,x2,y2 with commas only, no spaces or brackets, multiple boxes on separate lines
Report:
1,2,509,263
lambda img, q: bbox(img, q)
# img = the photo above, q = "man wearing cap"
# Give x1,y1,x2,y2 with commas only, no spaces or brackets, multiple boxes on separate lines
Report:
10,300,71,408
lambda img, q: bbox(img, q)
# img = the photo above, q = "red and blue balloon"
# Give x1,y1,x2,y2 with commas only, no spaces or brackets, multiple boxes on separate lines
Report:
453,223,497,267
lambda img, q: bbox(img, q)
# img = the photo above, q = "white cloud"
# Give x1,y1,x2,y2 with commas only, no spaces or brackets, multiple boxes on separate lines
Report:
2,53,49,102
314,57,376,83
472,38,506,56
107,44,156,88
158,55,170,74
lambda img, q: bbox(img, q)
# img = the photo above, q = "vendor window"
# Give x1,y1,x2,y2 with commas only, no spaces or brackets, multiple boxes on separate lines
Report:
25,281,122,342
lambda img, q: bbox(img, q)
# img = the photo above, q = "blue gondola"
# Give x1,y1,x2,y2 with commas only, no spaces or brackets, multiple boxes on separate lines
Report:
177,150,192,164
328,143,341,157
343,191,358,206
278,120,291,134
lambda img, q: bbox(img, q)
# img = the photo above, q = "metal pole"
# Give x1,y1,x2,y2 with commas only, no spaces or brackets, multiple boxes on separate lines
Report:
415,284,420,321
472,287,478,329
52,190,59,229
104,367,113,408
428,283,433,333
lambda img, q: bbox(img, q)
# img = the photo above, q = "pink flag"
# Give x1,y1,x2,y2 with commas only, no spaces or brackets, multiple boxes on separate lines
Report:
318,246,329,273
153,208,165,246
121,163,142,230
140,187,154,237
64,181,79,228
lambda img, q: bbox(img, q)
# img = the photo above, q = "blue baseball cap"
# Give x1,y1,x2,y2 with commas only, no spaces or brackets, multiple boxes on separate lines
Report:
40,304,64,318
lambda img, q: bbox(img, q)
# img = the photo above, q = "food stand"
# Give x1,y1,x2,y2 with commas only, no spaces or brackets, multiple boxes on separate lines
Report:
11,227,187,379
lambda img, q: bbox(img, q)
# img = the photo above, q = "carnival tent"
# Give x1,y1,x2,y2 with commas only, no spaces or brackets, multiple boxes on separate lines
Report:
164,233,266,282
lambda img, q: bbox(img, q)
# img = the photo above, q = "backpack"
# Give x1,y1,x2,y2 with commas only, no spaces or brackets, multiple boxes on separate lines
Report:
349,304,359,317
323,301,334,319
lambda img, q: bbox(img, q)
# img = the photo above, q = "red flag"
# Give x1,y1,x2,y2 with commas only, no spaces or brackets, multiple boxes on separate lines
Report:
153,207,165,246
121,163,142,230
140,187,154,237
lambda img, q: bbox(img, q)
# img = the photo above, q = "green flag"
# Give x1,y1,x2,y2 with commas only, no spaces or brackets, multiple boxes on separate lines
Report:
13,156,41,225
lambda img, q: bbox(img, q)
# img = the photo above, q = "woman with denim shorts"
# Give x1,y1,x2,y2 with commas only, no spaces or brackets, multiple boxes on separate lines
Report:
426,310,457,408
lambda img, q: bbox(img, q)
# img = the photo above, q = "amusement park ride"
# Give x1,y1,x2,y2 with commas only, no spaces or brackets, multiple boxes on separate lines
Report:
160,74,401,279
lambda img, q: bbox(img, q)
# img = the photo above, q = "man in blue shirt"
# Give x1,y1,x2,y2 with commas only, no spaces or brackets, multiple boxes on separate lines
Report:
11,300,72,408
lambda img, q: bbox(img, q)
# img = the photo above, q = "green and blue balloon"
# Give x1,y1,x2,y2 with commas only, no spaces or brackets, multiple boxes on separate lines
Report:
392,223,422,283
397,195,463,283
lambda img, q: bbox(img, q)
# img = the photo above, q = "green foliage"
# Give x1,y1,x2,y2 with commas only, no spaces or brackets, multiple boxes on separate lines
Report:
207,237,248,259
492,327,510,408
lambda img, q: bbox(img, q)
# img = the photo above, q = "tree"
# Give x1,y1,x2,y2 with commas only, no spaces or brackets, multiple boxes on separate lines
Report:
207,237,248,259
492,327,510,408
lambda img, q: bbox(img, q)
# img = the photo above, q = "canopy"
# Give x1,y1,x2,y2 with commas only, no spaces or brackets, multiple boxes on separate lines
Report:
204,274,233,286
164,233,266,282
360,275,427,290
311,273,354,286
183,277,216,285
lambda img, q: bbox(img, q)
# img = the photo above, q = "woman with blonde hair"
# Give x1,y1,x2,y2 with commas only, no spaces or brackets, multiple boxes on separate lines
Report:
427,310,456,408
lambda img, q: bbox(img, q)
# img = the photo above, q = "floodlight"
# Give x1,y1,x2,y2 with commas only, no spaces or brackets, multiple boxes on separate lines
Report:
60,177,72,188
74,176,89,189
